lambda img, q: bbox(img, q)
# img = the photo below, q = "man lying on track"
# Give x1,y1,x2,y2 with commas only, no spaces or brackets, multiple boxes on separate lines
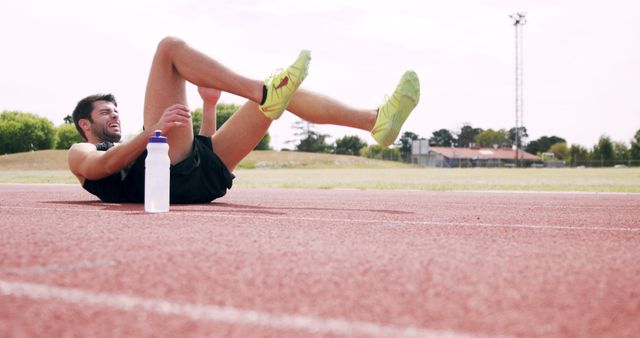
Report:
68,36,420,204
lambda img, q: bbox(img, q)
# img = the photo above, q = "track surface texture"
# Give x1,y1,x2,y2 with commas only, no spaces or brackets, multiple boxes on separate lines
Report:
1,184,639,338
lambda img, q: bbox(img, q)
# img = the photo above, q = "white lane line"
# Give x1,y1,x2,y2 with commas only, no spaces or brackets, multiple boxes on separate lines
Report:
6,260,115,276
459,190,640,196
182,212,640,232
197,213,640,233
0,279,499,338
1,205,639,233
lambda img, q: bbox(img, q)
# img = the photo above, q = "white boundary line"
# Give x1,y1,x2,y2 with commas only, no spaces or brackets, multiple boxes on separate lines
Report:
0,279,498,338
0,183,76,186
6,260,116,276
456,190,640,196
1,205,638,233
2,183,640,194
179,211,640,232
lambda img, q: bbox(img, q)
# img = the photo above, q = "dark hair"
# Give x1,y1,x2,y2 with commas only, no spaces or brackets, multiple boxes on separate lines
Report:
72,94,117,140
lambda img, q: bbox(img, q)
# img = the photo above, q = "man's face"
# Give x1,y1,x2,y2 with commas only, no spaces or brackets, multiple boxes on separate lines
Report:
89,100,121,143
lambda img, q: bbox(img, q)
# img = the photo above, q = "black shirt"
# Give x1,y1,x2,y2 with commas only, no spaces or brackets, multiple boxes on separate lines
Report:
82,142,145,203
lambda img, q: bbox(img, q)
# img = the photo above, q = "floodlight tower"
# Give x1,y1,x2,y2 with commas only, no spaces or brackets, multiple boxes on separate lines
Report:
510,12,526,166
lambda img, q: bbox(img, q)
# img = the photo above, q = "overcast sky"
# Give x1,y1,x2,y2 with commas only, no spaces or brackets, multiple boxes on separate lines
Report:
1,0,639,150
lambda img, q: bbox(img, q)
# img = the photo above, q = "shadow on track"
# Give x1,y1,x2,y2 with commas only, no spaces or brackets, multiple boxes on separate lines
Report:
42,200,412,216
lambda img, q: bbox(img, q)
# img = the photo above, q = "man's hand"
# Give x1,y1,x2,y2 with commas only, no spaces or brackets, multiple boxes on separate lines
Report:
150,104,192,134
197,87,221,137
198,87,221,105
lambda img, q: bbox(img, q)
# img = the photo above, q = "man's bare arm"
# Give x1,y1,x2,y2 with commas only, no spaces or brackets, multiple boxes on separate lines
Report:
68,104,191,182
68,131,153,181
197,87,221,137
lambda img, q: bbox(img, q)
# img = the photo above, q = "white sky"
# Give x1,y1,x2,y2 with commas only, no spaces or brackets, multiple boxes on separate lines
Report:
1,0,639,149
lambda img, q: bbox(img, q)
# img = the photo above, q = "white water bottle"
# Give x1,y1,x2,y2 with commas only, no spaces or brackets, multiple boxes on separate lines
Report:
145,130,170,212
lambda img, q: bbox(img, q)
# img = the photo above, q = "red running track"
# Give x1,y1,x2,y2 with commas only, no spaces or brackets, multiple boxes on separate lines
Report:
1,184,639,337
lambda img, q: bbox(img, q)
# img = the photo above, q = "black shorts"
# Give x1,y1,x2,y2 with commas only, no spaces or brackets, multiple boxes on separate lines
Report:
82,135,234,204
82,135,235,204
169,135,235,204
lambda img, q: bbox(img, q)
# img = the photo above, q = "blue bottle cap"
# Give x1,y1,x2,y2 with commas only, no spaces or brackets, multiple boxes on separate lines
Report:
149,130,167,143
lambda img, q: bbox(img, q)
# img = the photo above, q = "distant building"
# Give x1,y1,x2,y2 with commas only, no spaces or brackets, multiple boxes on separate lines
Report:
411,140,540,167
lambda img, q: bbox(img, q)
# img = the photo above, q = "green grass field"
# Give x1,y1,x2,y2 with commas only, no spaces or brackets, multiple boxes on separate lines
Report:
1,150,639,192
234,168,640,192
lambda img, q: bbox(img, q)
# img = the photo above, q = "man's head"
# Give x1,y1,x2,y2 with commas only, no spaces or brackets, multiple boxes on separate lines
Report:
72,94,121,143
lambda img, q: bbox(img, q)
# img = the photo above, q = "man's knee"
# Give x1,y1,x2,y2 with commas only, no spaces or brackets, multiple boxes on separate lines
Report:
156,36,186,57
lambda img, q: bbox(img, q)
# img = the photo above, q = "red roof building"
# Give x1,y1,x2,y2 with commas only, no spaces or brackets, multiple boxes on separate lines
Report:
411,141,540,167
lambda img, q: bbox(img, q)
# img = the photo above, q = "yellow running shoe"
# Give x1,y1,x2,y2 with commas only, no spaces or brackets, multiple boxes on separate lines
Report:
259,50,311,120
371,70,420,147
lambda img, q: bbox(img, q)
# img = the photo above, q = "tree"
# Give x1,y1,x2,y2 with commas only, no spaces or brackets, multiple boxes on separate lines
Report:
398,131,419,162
612,141,629,162
335,135,367,156
0,119,20,154
63,114,73,124
630,129,640,162
191,108,203,135
429,129,456,147
215,103,239,129
55,124,84,149
591,135,614,166
525,135,566,154
456,124,483,147
474,129,509,148
296,132,333,153
191,104,239,134
548,142,570,161
191,103,270,150
360,144,401,161
255,133,271,150
291,120,333,153
508,126,528,148
569,144,589,166
0,111,56,154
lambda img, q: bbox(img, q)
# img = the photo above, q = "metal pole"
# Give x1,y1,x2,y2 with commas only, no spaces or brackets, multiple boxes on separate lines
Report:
510,13,526,167
515,21,520,167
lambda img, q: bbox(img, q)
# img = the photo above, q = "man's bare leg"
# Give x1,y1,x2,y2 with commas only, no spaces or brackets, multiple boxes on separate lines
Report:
211,101,272,171
287,89,376,131
207,65,418,172
211,88,377,171
143,37,263,164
